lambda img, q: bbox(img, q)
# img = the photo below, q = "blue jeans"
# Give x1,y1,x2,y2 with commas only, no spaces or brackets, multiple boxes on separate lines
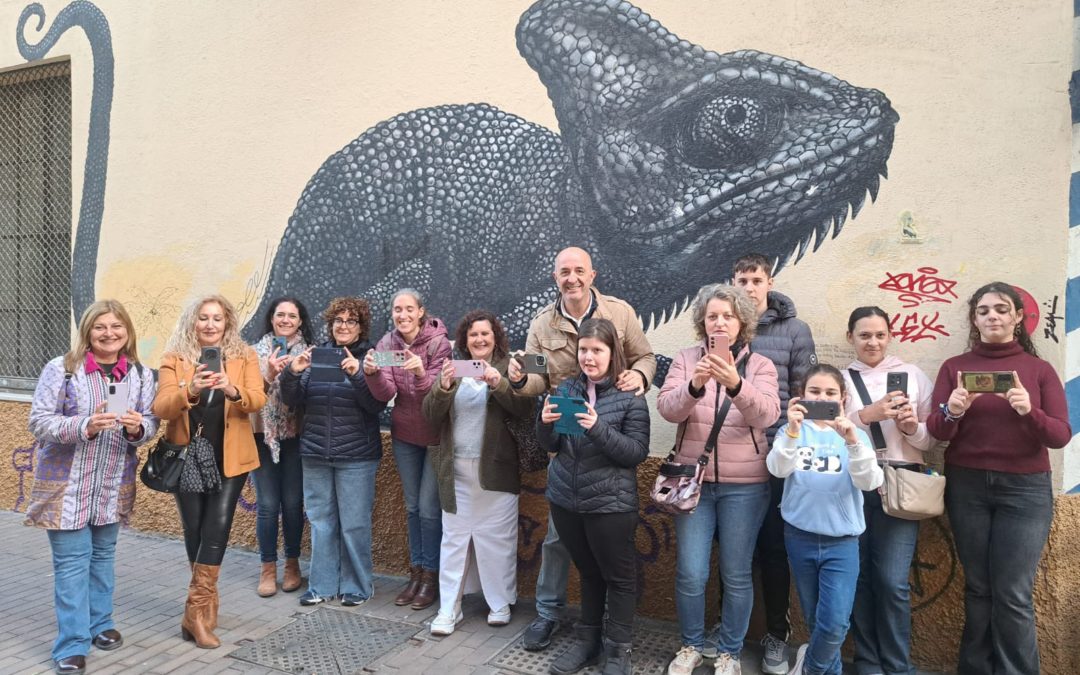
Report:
47,523,120,660
302,456,379,599
674,481,769,654
852,486,919,675
252,435,305,562
945,467,1053,675
392,439,442,571
535,511,572,621
785,524,860,675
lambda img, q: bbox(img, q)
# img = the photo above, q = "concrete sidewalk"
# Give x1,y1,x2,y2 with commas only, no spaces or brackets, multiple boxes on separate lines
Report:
0,510,946,674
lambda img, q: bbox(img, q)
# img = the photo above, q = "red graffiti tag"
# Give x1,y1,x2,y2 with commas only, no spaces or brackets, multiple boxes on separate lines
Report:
890,311,950,343
879,267,958,309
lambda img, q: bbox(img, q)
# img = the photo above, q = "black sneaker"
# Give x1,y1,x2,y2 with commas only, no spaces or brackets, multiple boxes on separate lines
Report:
340,593,368,607
300,590,333,606
521,616,560,651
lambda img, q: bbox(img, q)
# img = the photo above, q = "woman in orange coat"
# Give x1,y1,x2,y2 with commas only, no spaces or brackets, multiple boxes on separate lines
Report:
152,294,266,649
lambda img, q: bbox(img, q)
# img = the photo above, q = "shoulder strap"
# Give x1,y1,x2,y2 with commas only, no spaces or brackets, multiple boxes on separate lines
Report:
55,371,73,413
700,354,750,458
847,368,886,451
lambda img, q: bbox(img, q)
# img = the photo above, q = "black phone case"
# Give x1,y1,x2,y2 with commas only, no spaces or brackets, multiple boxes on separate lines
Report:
802,400,840,420
886,372,908,395
199,347,222,373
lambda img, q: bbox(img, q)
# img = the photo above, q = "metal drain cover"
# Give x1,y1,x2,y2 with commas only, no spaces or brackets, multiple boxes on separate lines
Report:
230,608,418,673
490,623,679,674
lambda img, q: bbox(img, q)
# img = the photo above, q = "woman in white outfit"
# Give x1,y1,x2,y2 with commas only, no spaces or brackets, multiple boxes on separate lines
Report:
421,310,535,635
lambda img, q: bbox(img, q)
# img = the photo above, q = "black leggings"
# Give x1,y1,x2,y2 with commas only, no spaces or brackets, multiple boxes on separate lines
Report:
175,474,248,566
550,503,638,643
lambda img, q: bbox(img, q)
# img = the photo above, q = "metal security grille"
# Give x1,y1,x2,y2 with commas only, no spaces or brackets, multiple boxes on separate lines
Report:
0,60,72,390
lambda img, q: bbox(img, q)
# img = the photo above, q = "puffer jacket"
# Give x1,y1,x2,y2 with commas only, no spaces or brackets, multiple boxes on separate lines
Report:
751,291,817,443
657,343,780,483
366,319,452,446
280,338,386,461
538,373,650,514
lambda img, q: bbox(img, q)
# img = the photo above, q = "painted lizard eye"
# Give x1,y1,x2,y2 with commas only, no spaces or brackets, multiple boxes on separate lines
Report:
676,94,785,168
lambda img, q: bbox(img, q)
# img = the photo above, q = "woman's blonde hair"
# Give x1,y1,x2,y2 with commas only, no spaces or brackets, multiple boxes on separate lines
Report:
64,299,140,372
162,294,248,362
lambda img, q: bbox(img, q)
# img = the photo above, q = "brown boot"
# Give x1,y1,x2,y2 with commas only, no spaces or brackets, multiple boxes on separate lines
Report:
257,562,277,597
394,565,422,606
181,563,221,649
282,558,302,593
411,569,438,610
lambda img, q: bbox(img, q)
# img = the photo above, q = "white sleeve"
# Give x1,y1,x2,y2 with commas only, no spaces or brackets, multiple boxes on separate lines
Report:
848,441,884,491
766,425,799,478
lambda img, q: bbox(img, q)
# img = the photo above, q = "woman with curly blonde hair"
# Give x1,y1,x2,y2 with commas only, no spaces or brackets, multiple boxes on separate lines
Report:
152,295,266,649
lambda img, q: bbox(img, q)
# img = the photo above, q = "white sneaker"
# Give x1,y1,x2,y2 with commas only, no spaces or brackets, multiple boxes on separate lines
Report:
429,610,463,636
487,605,512,626
713,652,742,675
667,645,703,675
788,644,808,675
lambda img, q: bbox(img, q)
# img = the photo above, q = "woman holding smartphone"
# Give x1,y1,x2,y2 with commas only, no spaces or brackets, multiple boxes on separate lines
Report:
280,296,386,608
250,296,314,597
27,300,158,674
538,318,650,675
657,284,780,675
841,306,934,675
363,288,452,610
928,282,1070,675
153,295,266,649
421,310,535,635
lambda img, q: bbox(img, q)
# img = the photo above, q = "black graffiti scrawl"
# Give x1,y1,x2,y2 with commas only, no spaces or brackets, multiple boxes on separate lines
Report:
253,0,896,344
17,1,113,321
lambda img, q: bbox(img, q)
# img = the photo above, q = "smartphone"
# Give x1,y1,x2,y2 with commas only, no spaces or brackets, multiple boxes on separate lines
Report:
886,371,908,397
199,346,222,374
106,380,130,415
271,336,288,358
451,359,486,378
373,350,408,367
707,333,730,362
801,400,840,420
521,353,548,374
962,371,1014,393
549,395,588,436
310,347,347,383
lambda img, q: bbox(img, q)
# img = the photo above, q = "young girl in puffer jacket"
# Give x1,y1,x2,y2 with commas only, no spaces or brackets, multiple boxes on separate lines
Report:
766,364,883,675
537,318,650,675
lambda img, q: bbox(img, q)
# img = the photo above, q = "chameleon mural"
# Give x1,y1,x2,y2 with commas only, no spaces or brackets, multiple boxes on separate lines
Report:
244,0,899,346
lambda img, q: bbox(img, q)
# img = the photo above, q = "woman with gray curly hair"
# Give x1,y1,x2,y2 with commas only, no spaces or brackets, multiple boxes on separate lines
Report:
153,294,267,649
657,284,781,675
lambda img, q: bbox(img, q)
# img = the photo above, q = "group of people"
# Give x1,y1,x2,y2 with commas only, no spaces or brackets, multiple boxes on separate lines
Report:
25,245,1069,675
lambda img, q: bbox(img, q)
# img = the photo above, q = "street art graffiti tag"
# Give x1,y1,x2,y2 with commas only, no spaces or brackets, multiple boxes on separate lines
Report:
879,266,957,342
1043,295,1063,344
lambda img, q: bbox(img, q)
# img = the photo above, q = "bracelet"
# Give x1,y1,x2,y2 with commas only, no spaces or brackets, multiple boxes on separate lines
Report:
939,402,964,422
785,427,800,439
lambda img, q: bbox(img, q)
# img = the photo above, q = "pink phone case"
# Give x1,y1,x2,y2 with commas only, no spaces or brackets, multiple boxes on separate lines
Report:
451,360,486,378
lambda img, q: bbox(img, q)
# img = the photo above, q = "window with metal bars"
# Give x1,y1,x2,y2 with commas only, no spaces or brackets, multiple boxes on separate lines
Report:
0,60,72,393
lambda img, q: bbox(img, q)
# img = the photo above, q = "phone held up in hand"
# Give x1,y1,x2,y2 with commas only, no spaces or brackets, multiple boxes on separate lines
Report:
451,360,486,378
310,347,347,383
373,350,408,367
271,336,288,358
886,371,908,397
962,371,1013,393
106,381,130,416
515,353,548,374
549,395,588,436
707,333,730,363
801,400,840,421
199,346,222,374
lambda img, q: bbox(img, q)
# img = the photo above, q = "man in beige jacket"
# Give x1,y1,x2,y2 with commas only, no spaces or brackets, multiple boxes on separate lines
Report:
508,246,656,651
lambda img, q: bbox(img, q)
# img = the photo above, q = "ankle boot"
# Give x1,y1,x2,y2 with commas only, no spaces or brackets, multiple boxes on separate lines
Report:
548,624,602,675
181,563,221,649
600,637,632,675
257,562,277,597
410,569,438,610
282,557,302,593
395,565,423,606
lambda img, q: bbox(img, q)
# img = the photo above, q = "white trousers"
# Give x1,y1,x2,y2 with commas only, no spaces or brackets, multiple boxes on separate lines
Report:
437,457,519,616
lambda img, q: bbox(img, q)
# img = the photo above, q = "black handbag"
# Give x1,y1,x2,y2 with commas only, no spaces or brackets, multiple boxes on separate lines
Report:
140,438,189,494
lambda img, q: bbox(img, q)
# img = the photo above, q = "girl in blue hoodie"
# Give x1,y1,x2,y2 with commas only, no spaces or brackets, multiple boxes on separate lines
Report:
766,364,883,675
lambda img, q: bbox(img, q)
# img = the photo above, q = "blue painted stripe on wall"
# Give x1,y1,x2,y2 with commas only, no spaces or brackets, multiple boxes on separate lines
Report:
1071,172,1080,226
1075,0,1080,16
1073,72,1080,124
1066,376,1080,434
1067,276,1080,332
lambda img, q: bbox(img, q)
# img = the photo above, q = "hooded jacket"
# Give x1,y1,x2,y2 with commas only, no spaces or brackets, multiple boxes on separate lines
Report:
366,318,452,446
657,343,780,483
279,338,386,461
751,291,817,443
842,355,934,465
538,373,650,514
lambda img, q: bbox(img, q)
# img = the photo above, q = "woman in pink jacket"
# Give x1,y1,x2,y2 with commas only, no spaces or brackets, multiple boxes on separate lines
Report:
363,289,452,610
658,284,780,675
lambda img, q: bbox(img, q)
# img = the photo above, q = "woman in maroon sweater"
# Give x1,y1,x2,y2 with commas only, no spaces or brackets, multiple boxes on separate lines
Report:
928,282,1070,675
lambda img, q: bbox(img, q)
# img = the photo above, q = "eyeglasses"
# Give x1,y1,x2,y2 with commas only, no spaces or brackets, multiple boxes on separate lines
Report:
332,318,359,328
